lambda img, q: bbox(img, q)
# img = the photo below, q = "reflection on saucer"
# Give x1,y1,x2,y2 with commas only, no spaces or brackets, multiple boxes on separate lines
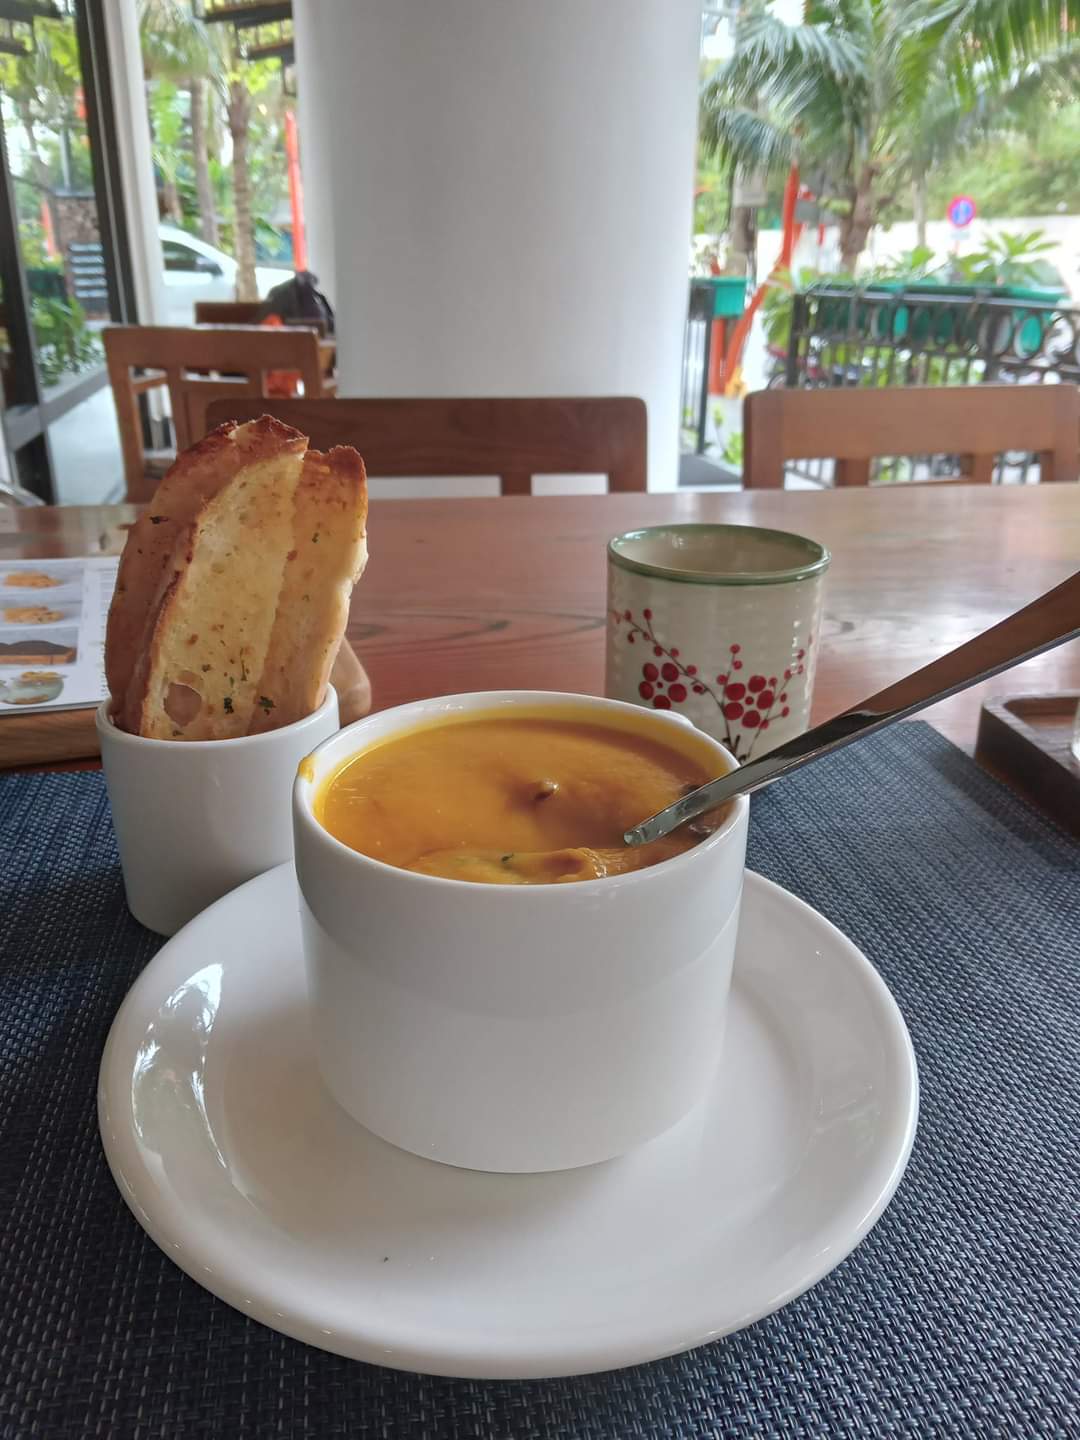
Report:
0,670,64,705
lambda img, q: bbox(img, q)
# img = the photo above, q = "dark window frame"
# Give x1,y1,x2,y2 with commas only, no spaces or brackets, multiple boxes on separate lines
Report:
0,0,138,502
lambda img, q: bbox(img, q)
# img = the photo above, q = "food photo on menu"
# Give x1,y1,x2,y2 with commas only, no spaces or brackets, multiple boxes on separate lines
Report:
0,561,115,715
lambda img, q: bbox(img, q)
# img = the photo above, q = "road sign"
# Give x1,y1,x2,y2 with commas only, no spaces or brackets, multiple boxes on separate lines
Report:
947,195,976,228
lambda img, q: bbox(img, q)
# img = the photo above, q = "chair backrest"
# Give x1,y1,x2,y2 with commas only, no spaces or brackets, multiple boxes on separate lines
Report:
193,300,263,325
104,324,330,500
202,396,648,494
193,301,328,336
743,384,1080,487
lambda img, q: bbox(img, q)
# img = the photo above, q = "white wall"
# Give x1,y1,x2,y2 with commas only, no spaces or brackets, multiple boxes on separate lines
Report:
292,0,702,491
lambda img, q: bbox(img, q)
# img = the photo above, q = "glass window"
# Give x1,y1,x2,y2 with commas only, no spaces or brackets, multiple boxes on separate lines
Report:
162,238,221,275
162,239,198,272
0,0,131,503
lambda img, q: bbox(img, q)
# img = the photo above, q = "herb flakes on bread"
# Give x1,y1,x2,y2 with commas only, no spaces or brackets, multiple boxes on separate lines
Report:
105,415,368,740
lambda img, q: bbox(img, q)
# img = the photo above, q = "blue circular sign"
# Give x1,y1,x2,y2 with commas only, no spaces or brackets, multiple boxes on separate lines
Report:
948,195,976,228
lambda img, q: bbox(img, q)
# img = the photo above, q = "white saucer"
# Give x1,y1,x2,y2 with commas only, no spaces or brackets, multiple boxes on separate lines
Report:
98,865,918,1379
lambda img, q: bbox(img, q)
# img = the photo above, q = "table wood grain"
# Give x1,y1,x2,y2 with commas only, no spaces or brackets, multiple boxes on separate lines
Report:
3,484,1078,752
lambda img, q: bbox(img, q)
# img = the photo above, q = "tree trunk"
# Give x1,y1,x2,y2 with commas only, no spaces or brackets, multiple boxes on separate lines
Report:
227,78,257,301
728,204,758,283
912,172,928,249
189,78,219,247
839,167,875,273
161,178,183,225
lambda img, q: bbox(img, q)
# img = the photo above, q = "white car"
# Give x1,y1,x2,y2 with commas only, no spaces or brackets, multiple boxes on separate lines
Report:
158,224,294,326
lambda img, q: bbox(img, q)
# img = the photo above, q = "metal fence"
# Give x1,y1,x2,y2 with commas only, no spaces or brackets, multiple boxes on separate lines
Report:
781,285,1080,484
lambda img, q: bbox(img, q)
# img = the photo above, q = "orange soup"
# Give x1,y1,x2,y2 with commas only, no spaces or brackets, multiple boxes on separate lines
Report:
315,709,726,884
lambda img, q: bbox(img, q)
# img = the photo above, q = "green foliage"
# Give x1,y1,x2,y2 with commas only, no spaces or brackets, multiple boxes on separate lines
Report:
911,0,1080,92
721,427,744,469
31,297,102,387
138,0,215,81
0,17,80,114
760,268,799,352
695,139,730,238
863,246,943,283
148,77,186,192
950,229,1058,288
927,105,1080,218
701,0,1080,266
139,1,289,259
699,0,960,265
762,228,1060,395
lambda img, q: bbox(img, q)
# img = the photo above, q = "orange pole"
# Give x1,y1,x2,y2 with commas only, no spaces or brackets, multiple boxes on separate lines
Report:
40,197,58,260
707,317,726,393
284,109,308,271
718,165,800,392
778,164,800,268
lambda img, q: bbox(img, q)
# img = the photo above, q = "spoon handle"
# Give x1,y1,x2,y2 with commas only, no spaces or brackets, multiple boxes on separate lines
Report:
625,569,1080,847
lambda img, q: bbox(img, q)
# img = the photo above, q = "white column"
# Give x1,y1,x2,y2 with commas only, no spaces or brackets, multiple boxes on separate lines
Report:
104,0,167,325
292,0,701,491
290,0,334,291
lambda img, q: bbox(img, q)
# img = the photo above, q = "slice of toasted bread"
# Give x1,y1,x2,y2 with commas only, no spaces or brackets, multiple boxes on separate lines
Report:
123,442,308,739
247,446,368,734
106,416,308,722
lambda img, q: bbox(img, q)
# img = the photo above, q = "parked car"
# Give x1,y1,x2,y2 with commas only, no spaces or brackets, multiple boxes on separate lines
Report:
158,225,294,326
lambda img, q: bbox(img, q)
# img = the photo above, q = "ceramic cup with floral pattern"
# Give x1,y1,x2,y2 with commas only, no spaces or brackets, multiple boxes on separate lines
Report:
606,524,829,762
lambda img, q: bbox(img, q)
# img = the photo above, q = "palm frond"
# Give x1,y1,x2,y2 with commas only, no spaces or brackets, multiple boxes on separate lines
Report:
995,42,1080,109
904,0,1080,89
699,105,796,177
702,10,870,158
138,0,223,84
730,13,869,88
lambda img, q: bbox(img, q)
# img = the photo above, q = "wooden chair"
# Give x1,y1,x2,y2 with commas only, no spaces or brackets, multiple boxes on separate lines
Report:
743,383,1080,487
193,301,329,337
193,301,263,325
104,325,337,501
202,396,648,494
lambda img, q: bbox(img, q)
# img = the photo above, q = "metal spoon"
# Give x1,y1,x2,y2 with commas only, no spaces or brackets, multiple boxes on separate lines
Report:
625,569,1080,847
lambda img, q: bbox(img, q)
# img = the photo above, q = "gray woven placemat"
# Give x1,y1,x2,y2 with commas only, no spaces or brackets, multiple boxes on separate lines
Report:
1,722,1077,1438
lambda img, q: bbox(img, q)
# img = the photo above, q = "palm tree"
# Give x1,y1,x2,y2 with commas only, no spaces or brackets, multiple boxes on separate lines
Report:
903,0,1080,241
0,19,81,252
188,72,218,247
139,0,221,244
703,0,1080,271
701,1,948,271
139,0,275,299
908,0,1079,88
225,68,256,300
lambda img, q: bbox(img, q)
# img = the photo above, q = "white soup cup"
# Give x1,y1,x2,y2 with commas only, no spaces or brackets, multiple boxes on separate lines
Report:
293,690,749,1173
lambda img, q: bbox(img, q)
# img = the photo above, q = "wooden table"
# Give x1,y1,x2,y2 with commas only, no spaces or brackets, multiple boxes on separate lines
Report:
3,484,1078,753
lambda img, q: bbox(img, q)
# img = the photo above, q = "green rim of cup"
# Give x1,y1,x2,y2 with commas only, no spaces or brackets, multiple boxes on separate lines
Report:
608,524,830,587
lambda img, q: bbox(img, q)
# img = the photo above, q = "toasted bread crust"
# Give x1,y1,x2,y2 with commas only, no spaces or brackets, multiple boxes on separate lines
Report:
125,447,305,739
110,422,369,741
105,416,308,721
247,446,369,733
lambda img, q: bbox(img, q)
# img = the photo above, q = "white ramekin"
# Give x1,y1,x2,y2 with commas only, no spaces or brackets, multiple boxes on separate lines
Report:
293,690,748,1173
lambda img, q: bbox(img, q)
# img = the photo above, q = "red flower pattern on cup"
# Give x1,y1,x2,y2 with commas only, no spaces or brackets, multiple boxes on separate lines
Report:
612,609,811,760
